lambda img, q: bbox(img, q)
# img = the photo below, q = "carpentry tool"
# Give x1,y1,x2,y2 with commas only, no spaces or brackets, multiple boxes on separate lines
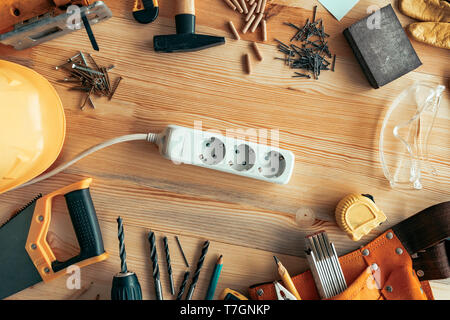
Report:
0,60,65,195
0,1,112,50
205,255,224,300
186,240,210,300
0,178,108,300
111,217,142,300
176,271,190,300
153,0,225,52
305,231,347,299
335,194,387,241
343,5,422,88
175,236,190,268
163,237,175,295
219,288,248,300
274,281,298,300
133,0,159,24
148,231,163,300
273,256,302,300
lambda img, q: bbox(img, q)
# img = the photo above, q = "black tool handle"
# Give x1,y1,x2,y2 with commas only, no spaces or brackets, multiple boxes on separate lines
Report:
52,188,106,272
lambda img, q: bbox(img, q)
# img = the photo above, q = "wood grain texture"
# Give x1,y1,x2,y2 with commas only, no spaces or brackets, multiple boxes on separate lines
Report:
0,0,449,300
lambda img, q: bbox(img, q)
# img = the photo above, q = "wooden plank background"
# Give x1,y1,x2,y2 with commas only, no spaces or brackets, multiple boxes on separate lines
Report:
0,0,449,300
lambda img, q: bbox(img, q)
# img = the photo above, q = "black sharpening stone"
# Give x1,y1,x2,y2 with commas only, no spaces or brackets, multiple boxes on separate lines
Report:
343,4,422,89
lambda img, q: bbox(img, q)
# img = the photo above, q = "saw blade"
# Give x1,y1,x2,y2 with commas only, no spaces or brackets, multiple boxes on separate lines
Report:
0,198,43,299
0,194,42,229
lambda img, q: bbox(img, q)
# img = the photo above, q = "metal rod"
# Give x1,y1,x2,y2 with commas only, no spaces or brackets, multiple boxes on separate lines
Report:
186,240,210,300
163,237,175,295
81,14,99,51
108,76,122,100
176,271,190,300
72,64,104,76
116,217,127,273
148,231,163,300
175,236,190,268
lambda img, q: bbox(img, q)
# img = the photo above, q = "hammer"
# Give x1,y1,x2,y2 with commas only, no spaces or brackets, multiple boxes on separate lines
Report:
153,0,225,53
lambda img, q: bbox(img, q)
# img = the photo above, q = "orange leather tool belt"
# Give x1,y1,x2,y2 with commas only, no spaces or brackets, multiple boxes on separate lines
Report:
249,201,450,300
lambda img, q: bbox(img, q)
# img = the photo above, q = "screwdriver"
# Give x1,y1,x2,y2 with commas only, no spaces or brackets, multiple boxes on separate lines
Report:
111,217,143,300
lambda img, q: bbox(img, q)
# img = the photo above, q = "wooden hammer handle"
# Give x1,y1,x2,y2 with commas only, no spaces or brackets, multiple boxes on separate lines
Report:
175,0,195,15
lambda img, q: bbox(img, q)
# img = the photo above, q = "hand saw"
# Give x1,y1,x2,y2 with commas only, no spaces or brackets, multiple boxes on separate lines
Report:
0,178,108,299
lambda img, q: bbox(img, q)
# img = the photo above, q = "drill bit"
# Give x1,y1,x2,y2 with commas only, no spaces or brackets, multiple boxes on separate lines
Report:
118,217,128,273
186,240,210,300
175,236,190,268
148,231,163,300
111,217,142,300
163,237,175,295
176,271,190,300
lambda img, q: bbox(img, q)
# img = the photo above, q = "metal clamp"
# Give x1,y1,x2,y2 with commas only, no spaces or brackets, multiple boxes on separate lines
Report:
0,1,112,50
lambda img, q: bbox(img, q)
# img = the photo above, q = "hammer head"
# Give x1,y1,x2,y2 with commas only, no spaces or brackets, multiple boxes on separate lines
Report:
154,33,225,53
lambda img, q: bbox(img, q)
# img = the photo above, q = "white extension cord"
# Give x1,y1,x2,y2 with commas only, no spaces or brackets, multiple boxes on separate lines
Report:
15,132,159,190
14,125,295,191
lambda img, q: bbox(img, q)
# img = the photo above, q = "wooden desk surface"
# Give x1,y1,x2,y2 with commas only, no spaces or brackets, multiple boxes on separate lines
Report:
1,0,449,300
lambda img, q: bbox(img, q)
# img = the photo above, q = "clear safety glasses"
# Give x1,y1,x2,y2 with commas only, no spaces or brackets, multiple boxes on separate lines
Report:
379,83,445,190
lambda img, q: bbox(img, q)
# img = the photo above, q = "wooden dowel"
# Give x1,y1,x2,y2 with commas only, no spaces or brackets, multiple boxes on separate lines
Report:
231,0,243,13
244,54,252,74
228,21,240,40
251,41,263,61
242,14,255,33
261,19,267,42
246,2,257,21
256,0,263,13
240,0,248,14
223,0,236,10
250,13,264,33
260,0,267,13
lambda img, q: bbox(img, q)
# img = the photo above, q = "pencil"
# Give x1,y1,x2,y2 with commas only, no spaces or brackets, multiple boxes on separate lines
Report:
274,256,302,300
205,255,224,300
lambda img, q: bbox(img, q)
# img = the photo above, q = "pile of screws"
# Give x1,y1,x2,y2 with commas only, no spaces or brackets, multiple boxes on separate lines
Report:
275,6,336,80
56,51,122,110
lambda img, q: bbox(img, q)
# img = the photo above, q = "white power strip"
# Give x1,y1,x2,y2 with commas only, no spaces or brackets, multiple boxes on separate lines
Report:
14,125,295,191
156,125,295,184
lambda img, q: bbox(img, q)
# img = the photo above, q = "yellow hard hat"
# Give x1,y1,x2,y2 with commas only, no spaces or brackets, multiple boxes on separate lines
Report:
0,60,65,194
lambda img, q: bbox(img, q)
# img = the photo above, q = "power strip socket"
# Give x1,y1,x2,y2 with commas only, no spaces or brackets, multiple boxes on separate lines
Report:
156,125,295,184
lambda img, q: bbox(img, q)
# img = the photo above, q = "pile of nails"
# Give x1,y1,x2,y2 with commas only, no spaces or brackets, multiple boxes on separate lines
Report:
56,51,122,110
275,6,336,80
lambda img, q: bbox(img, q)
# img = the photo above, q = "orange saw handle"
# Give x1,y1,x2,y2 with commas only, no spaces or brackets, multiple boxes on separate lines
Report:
26,178,108,283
